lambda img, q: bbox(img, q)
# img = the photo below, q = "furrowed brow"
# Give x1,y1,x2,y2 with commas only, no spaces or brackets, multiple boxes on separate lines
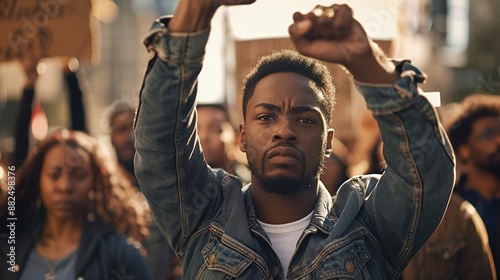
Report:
254,103,281,112
292,105,323,117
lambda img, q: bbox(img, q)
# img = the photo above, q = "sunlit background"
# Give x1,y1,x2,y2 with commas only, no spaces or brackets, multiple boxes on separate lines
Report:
0,0,499,163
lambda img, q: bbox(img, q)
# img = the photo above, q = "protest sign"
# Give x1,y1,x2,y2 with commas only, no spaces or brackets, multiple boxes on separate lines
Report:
0,0,94,63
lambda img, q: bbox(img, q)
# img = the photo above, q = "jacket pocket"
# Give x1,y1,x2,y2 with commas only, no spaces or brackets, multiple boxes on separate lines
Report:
423,239,465,260
317,236,371,279
197,233,255,279
418,239,465,279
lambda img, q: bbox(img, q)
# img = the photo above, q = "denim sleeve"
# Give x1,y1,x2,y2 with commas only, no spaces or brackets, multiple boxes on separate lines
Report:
355,61,455,272
134,24,224,255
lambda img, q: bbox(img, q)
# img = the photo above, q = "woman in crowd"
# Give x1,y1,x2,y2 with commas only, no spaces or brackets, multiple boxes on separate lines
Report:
0,129,150,280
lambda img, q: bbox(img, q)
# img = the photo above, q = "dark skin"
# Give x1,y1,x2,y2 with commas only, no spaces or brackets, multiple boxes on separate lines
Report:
169,0,398,224
19,40,42,89
321,156,348,195
458,116,500,199
36,144,93,259
240,72,334,223
110,111,135,168
197,106,235,169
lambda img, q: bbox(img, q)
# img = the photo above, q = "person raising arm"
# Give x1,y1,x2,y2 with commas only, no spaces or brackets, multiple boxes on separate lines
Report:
134,1,455,279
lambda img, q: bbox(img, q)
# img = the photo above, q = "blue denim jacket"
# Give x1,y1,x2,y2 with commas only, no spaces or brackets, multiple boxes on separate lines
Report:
134,19,455,280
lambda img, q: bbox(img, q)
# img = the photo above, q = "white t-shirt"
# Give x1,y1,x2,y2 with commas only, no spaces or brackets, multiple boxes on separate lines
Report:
258,211,313,277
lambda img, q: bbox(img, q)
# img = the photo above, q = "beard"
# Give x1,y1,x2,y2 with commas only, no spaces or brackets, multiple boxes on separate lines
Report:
119,156,135,175
246,143,327,195
484,150,500,178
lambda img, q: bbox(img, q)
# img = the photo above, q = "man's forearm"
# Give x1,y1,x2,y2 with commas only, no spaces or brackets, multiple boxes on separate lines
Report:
355,61,455,270
168,0,218,33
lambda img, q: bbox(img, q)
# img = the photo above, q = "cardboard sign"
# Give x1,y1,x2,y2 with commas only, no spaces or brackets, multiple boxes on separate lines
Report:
0,0,94,62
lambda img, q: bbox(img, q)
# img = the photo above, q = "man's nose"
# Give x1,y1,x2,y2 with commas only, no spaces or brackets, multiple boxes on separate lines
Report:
273,118,297,142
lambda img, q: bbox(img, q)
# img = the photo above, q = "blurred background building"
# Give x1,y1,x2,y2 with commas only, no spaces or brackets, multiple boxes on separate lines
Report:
1,0,499,164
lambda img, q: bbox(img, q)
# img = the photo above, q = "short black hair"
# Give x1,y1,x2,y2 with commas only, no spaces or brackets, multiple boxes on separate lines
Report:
196,103,231,123
107,100,136,127
446,94,500,149
242,49,336,124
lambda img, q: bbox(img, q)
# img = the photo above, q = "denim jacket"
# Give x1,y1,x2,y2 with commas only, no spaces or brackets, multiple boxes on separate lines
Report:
134,18,455,280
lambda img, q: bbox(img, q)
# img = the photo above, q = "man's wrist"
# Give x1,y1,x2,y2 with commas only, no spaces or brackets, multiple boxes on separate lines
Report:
345,41,398,84
168,0,218,33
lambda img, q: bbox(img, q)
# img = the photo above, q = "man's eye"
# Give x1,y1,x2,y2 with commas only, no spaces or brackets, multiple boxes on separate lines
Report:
258,115,274,121
298,118,315,124
478,126,500,141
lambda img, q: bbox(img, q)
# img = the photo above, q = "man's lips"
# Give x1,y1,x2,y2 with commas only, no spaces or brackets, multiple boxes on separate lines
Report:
267,146,301,164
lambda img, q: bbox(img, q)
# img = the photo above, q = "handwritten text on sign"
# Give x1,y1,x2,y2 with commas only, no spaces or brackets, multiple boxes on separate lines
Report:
0,0,93,62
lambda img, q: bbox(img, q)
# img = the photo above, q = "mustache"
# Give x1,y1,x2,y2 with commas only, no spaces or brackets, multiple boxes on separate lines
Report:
263,143,303,161
489,148,500,159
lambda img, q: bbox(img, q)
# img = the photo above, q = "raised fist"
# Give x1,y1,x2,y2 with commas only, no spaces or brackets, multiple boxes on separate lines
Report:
289,4,372,65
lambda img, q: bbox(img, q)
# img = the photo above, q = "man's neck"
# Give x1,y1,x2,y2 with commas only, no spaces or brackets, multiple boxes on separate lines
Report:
466,167,500,200
251,183,318,224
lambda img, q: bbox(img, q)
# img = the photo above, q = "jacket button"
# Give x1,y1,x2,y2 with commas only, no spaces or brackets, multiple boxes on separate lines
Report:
271,266,279,278
14,264,19,272
77,277,84,280
345,260,355,273
208,252,216,266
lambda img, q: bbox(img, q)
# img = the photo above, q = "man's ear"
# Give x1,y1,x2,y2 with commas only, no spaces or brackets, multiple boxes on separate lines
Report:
325,128,335,156
239,123,246,152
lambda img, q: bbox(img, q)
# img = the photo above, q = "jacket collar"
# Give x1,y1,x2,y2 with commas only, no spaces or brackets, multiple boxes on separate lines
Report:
242,183,335,234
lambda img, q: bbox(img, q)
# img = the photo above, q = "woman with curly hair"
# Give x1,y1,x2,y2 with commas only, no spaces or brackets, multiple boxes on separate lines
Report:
0,129,150,280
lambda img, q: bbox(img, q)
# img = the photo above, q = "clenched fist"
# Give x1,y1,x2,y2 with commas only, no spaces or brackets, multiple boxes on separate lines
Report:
289,4,371,66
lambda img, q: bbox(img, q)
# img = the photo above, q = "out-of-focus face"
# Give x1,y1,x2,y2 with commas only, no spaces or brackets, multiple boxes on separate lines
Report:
461,116,500,175
240,72,333,195
110,111,135,166
197,106,234,169
320,155,348,195
320,138,350,194
39,144,94,220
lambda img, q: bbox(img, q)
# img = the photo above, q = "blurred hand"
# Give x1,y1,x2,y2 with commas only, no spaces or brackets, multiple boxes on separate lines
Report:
19,43,43,89
288,4,371,66
169,0,255,33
